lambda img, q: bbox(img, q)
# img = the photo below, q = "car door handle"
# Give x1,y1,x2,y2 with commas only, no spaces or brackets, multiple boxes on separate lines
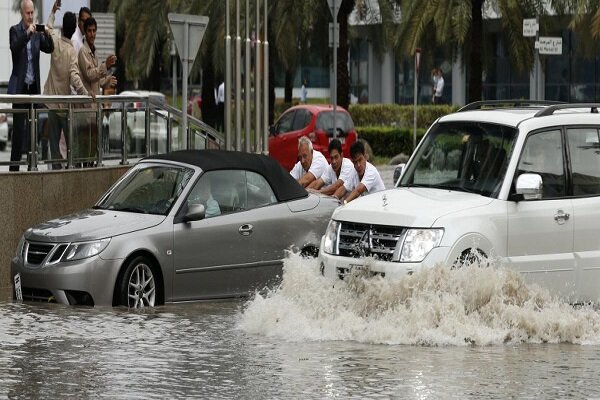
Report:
238,224,254,236
554,210,570,224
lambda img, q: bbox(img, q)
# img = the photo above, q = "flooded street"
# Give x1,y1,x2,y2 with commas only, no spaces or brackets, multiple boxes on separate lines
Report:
2,255,600,398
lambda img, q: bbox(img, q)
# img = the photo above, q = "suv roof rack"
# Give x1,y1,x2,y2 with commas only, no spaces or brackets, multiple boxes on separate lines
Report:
534,103,600,117
458,100,565,112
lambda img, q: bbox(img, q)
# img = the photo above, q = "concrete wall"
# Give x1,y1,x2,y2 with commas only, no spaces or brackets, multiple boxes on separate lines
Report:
0,166,129,298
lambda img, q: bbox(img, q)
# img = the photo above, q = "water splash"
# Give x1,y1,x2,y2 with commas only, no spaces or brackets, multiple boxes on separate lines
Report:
238,254,600,346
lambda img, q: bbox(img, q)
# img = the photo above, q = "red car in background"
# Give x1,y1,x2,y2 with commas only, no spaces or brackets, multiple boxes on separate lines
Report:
268,104,357,171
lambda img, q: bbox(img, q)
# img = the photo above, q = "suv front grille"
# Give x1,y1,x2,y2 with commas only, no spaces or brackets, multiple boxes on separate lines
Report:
338,222,406,262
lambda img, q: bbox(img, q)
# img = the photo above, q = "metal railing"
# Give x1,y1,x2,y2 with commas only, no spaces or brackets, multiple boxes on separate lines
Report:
0,93,224,171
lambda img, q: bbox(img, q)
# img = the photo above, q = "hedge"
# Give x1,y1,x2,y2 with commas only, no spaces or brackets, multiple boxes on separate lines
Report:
349,104,459,129
357,126,427,157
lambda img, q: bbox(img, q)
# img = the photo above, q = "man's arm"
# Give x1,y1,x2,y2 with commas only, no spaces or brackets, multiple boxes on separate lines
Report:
320,179,344,196
298,172,317,188
307,178,324,190
344,183,367,203
9,25,29,54
78,50,108,83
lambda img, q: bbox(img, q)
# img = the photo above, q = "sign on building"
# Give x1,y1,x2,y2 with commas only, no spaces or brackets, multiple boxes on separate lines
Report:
536,36,562,55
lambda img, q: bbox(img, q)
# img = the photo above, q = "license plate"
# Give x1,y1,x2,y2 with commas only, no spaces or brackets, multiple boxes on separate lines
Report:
14,273,22,302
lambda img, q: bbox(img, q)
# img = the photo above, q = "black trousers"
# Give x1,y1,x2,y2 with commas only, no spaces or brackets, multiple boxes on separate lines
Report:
10,83,38,171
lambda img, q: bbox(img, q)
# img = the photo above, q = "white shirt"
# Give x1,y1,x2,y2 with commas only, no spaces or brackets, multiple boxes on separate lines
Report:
290,150,328,180
321,158,354,186
344,161,385,195
435,75,444,97
72,28,84,55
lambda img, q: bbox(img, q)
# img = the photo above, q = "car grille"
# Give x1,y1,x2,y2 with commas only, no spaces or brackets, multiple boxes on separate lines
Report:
338,222,407,262
25,242,55,265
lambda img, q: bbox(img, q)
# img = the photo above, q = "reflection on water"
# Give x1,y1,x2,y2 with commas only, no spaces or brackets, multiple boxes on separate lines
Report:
1,255,600,398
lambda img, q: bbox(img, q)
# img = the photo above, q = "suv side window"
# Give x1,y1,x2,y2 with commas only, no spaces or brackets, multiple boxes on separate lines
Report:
275,110,295,134
567,127,600,196
517,129,566,199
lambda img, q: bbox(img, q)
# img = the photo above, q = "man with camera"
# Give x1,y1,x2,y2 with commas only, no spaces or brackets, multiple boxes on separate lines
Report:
8,0,54,171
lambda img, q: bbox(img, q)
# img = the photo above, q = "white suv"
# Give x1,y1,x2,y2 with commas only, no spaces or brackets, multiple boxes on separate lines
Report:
320,101,600,303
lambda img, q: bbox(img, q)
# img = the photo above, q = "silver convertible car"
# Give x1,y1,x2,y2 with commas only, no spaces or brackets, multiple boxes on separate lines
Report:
11,150,339,308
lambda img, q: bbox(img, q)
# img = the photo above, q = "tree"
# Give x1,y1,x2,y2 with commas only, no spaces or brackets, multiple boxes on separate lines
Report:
397,0,555,102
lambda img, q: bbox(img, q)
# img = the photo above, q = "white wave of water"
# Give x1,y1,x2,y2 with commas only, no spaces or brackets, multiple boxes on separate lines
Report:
238,254,600,346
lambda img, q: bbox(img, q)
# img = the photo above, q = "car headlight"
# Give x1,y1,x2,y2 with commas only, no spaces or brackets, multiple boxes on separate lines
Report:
61,238,111,262
396,228,444,262
322,220,340,255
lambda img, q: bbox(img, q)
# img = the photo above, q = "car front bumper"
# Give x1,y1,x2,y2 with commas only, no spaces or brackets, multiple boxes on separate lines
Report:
11,255,123,306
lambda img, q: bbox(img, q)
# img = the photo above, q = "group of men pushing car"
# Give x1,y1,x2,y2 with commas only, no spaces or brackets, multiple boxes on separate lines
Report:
290,136,385,203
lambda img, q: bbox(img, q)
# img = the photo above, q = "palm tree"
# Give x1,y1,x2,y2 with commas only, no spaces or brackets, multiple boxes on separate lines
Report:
397,0,556,102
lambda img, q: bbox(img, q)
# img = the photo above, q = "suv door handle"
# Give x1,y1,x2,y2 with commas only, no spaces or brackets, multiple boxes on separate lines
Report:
554,210,570,224
238,224,254,236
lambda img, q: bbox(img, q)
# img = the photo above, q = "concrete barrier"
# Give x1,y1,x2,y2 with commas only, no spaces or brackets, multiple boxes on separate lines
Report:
0,166,130,297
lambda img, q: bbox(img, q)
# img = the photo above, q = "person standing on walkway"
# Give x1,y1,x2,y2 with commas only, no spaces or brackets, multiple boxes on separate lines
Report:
44,1,91,170
432,68,445,104
72,6,91,56
8,0,54,171
300,78,308,104
215,80,225,131
78,17,117,165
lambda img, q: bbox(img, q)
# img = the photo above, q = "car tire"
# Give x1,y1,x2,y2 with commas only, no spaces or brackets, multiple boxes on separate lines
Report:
452,248,488,269
116,255,159,308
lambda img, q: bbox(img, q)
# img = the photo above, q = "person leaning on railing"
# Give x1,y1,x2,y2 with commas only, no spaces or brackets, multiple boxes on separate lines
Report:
43,0,93,170
8,0,54,171
77,16,117,167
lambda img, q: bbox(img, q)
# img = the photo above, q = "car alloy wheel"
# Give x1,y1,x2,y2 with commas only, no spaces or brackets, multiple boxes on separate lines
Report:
119,256,157,308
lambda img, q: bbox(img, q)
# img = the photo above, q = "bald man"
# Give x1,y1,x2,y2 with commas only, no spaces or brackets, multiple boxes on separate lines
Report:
8,0,54,171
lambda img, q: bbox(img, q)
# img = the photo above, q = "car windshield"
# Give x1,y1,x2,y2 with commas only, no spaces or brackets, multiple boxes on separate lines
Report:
315,111,354,134
399,121,518,198
95,164,195,215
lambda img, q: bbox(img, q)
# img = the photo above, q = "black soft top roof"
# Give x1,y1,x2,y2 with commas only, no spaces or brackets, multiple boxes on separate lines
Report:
144,150,307,202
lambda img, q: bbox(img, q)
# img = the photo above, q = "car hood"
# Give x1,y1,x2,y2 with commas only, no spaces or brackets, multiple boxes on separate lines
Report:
332,188,494,227
25,209,165,243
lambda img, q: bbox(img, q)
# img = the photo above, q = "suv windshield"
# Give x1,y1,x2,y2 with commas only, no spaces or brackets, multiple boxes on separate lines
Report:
95,164,194,215
315,111,354,135
400,121,517,197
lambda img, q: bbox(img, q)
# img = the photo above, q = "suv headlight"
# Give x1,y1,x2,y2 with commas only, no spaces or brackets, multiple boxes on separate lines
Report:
396,228,444,262
61,238,111,262
322,220,340,255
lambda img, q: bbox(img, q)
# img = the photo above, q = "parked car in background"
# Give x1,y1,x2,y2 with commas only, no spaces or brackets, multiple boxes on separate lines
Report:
0,81,13,148
12,150,340,308
269,105,358,171
0,104,8,151
107,90,170,153
320,101,600,304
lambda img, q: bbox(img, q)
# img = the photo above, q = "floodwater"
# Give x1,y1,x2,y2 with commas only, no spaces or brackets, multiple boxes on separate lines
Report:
2,254,600,398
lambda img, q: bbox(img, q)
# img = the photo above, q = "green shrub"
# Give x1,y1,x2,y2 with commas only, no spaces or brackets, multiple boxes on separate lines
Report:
349,104,459,129
357,126,427,157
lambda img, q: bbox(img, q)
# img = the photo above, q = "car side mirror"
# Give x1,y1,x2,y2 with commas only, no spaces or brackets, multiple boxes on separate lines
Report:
269,125,277,136
516,173,542,200
393,163,406,187
184,204,206,222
